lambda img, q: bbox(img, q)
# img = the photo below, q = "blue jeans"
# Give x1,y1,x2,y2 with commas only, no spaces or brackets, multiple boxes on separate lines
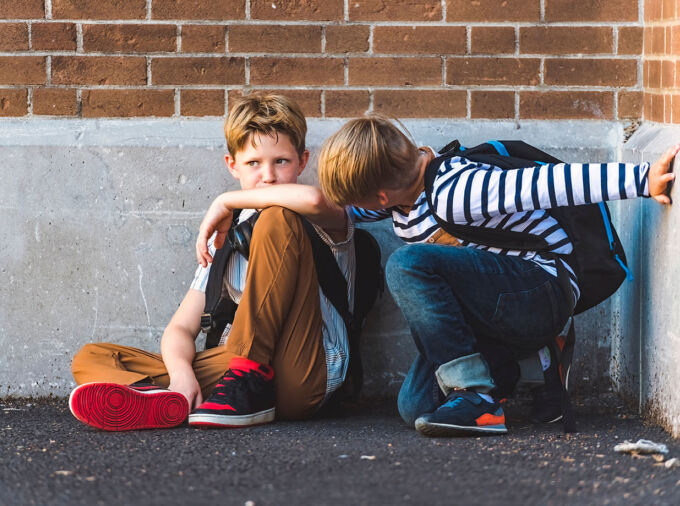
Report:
386,244,572,426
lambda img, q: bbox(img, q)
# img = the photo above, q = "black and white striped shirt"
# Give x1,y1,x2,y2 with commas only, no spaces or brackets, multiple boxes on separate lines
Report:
352,156,651,301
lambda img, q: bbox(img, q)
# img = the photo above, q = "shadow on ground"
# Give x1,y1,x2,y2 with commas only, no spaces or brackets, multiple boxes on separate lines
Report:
1,395,679,506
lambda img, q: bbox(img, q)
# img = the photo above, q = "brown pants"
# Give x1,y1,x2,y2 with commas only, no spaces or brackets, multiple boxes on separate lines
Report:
71,207,327,419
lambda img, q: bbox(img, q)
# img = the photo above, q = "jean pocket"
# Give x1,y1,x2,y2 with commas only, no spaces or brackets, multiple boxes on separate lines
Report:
491,280,561,344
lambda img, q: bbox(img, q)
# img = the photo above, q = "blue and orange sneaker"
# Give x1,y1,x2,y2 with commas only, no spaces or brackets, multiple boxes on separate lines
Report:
414,390,507,437
69,382,189,431
188,357,275,428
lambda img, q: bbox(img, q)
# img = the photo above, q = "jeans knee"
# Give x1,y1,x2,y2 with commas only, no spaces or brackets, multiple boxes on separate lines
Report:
386,245,423,290
397,386,420,427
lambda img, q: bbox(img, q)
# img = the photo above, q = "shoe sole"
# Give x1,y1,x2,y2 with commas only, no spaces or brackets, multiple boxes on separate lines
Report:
415,418,507,437
69,383,189,431
188,408,275,428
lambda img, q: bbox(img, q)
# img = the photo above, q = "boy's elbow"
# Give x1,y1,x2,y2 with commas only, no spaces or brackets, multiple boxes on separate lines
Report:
305,188,327,215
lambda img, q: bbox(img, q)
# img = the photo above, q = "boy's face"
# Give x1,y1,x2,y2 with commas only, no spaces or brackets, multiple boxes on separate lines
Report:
226,132,309,190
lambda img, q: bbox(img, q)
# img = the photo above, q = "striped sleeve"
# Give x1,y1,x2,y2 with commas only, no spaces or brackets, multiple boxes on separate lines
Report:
349,206,392,223
431,158,650,225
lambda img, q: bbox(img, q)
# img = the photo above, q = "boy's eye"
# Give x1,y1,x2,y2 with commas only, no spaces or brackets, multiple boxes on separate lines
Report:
247,160,259,166
276,158,289,164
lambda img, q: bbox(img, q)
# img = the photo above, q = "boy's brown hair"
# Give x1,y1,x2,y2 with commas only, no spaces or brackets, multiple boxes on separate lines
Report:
225,93,307,157
318,114,420,206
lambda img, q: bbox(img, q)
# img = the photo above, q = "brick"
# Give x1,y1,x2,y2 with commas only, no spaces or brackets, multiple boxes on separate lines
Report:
663,0,675,20
350,57,441,85
324,90,370,117
51,56,146,85
643,92,652,119
0,0,44,19
670,26,680,55
470,26,515,54
664,94,672,123
373,90,466,117
350,0,442,21
228,89,322,117
651,26,665,54
181,89,224,116
0,23,28,51
153,0,244,20
229,25,321,53
520,27,612,55
545,0,638,22
53,0,147,20
618,27,643,55
672,94,680,123
446,58,539,86
251,0,342,21
250,57,343,85
471,91,515,119
325,26,370,53
151,57,244,85
650,93,664,121
32,23,77,51
520,91,614,119
618,91,642,119
648,59,661,88
676,61,680,87
0,89,28,116
181,25,225,53
544,59,637,87
0,57,45,85
83,89,174,117
662,59,675,88
645,0,661,22
33,88,77,115
374,26,466,54
83,24,176,52
447,0,539,22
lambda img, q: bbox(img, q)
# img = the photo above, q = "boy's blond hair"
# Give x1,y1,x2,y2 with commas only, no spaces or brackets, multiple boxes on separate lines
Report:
225,93,307,157
318,114,420,206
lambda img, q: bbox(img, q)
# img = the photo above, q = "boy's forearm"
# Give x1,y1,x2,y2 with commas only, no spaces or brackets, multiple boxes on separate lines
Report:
217,184,346,229
160,327,197,377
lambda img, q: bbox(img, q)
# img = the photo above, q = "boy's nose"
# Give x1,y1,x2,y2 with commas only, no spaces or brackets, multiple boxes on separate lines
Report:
261,164,277,184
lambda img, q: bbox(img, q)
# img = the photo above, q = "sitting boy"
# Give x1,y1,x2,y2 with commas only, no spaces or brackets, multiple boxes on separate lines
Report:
317,114,676,437
69,94,353,430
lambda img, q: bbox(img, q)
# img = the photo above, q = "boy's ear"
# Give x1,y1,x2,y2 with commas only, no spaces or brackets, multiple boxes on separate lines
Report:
376,190,390,208
298,150,310,175
225,154,240,179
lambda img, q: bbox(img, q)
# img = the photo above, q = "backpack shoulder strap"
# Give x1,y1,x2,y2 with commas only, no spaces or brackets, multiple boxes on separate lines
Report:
200,210,241,333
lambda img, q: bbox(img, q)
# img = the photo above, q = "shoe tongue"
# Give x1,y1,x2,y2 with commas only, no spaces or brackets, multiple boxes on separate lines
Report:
449,390,482,405
230,356,262,372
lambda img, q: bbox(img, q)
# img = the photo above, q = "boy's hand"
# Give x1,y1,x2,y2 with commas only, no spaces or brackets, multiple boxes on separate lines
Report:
168,369,203,410
649,144,678,205
196,197,233,267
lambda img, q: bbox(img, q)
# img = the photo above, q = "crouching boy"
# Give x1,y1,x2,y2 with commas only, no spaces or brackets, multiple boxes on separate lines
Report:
317,115,676,437
69,94,356,430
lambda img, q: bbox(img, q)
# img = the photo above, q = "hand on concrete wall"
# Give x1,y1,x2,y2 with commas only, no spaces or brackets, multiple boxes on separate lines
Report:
648,145,678,205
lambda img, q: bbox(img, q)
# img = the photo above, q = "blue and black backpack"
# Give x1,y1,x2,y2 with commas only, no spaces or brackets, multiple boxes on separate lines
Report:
424,139,633,432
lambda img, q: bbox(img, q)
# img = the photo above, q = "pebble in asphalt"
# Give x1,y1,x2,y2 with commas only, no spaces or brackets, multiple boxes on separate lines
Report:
1,395,679,506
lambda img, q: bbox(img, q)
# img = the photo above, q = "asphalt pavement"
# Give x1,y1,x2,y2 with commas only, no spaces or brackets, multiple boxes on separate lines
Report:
1,394,679,506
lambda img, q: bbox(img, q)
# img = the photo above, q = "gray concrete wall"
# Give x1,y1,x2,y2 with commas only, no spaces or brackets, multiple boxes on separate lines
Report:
616,123,680,436
0,119,626,398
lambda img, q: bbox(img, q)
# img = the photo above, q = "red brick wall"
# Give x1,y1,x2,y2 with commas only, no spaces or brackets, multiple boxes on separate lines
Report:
0,0,642,120
643,0,678,122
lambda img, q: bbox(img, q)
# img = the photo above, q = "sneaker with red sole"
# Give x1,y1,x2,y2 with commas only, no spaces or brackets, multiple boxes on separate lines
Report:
188,357,275,428
69,383,189,431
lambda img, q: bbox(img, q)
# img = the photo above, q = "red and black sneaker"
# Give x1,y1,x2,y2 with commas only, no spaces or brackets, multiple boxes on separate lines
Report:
188,357,275,428
69,382,189,431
